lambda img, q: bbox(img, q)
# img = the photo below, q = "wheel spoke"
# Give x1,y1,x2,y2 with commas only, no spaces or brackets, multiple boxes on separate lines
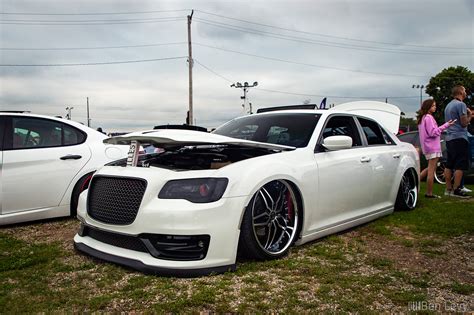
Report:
274,186,287,213
259,187,274,211
253,212,269,221
264,221,277,249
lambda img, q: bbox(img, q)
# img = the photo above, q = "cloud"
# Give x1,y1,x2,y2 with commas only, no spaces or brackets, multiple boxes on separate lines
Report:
1,0,472,130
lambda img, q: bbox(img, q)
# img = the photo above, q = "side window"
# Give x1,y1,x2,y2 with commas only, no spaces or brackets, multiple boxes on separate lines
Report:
322,116,362,147
358,118,389,145
12,117,62,149
380,128,395,145
64,124,86,145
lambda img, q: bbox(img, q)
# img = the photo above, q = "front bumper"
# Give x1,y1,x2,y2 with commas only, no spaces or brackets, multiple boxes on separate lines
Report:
74,241,235,277
74,190,248,276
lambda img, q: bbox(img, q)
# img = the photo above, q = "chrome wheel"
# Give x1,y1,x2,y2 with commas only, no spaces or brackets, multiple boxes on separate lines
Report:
250,180,298,256
395,170,418,210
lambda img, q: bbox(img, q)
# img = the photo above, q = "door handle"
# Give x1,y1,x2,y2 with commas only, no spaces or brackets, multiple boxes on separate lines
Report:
360,157,371,163
392,153,401,159
60,154,82,160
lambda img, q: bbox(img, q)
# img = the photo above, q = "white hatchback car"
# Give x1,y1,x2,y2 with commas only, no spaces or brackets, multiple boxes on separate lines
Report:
74,102,419,276
0,112,127,225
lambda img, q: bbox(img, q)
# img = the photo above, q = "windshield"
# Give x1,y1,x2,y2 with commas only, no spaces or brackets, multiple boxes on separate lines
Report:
213,113,321,148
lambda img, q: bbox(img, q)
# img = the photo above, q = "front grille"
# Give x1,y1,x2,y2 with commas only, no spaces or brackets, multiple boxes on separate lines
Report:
87,176,147,225
83,226,148,252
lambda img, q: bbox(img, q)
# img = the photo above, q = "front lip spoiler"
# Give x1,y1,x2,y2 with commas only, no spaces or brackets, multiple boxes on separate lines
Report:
74,242,236,277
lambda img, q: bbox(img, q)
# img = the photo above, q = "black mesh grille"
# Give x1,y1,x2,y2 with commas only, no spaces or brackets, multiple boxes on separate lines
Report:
83,226,148,252
87,176,147,225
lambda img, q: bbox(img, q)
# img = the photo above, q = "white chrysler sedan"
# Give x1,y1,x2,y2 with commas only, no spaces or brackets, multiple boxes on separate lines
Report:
74,102,419,276
0,112,127,225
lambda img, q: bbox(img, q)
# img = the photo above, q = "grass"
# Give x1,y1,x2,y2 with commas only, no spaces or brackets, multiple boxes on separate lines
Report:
0,182,472,313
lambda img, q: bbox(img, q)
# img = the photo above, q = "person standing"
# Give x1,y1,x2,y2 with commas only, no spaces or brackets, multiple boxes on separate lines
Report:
417,99,455,198
444,85,472,198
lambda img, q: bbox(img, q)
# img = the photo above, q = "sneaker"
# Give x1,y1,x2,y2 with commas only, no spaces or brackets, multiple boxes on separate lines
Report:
460,186,472,193
452,188,471,198
444,189,453,196
425,194,441,199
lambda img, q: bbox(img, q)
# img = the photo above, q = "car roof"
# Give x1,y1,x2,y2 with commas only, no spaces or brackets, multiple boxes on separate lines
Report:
0,112,104,136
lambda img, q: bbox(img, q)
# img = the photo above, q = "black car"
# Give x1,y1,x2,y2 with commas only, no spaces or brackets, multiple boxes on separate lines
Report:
397,131,474,184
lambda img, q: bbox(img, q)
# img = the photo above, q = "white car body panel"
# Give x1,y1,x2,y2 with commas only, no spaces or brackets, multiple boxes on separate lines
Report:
74,107,419,276
0,113,128,225
2,145,92,214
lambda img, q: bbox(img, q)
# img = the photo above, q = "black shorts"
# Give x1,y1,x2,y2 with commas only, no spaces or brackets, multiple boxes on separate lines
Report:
446,138,469,170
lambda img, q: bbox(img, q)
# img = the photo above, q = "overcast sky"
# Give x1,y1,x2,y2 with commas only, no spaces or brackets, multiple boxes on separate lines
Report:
1,0,472,132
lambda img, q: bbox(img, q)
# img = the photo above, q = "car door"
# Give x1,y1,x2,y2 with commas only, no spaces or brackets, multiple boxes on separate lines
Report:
1,116,92,214
313,115,376,229
356,117,401,208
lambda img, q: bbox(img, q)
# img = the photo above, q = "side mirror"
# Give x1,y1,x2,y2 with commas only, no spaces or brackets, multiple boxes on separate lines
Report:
322,135,353,151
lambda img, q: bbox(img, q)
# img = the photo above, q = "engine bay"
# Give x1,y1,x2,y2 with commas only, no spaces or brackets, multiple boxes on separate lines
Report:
107,145,279,170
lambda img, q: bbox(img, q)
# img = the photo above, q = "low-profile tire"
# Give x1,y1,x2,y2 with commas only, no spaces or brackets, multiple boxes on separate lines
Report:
434,161,446,185
395,170,418,211
238,180,299,260
70,172,94,217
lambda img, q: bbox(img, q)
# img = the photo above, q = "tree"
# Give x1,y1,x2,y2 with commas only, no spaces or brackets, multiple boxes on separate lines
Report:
400,116,417,131
425,66,474,122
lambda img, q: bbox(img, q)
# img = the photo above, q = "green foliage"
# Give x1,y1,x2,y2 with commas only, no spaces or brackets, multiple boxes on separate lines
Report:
425,66,474,122
400,117,418,131
449,282,474,295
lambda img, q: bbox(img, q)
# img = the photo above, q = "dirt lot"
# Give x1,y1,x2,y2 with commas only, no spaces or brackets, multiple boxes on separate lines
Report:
1,196,473,314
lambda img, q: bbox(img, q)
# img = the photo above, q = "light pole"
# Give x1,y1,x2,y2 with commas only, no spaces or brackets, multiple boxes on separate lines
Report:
230,81,258,114
65,106,74,120
412,84,425,106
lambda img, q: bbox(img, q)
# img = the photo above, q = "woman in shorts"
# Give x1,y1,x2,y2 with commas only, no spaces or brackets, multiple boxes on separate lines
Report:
417,99,455,198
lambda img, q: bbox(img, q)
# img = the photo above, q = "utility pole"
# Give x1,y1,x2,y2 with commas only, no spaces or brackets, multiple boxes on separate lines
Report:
187,10,194,125
230,81,258,114
86,97,91,127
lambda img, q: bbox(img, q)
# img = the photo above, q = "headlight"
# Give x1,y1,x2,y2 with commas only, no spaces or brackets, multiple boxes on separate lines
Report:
158,178,228,203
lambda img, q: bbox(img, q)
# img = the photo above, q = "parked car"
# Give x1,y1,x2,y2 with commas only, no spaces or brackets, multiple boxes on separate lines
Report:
74,102,419,276
397,130,474,184
0,112,128,225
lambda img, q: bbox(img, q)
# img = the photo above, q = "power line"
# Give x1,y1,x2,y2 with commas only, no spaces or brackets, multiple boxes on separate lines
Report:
194,43,429,78
0,9,190,16
194,59,419,100
0,42,187,51
194,59,234,83
195,10,473,51
254,88,418,100
0,56,187,67
0,18,185,25
194,19,470,56
1,16,184,23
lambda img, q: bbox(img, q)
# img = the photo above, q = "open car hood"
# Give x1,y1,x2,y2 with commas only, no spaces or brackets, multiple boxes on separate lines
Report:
104,129,296,151
330,101,401,134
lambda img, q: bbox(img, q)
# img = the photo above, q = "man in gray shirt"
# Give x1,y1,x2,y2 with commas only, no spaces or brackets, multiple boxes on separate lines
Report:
444,85,472,198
